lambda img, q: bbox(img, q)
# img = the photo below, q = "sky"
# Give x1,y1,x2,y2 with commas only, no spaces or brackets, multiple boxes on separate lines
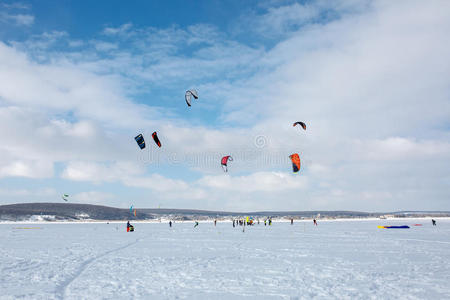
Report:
0,0,449,212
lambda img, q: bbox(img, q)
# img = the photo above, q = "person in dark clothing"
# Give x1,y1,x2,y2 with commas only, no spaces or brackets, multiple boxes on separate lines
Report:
313,219,317,226
194,221,199,228
169,221,172,227
291,219,293,225
214,219,217,226
233,220,235,227
127,221,134,232
432,219,436,226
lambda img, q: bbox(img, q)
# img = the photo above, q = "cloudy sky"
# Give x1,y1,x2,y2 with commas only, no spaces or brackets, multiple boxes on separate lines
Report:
0,0,449,211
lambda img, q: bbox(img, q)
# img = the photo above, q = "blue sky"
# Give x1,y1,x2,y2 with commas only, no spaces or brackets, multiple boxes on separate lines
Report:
0,0,449,211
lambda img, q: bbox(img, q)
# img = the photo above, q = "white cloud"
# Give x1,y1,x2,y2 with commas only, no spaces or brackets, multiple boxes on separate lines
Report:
356,138,450,161
93,41,118,52
0,187,56,197
1,3,30,10
9,13,34,25
103,23,133,36
61,161,143,183
68,40,84,48
72,191,115,204
0,158,53,179
0,0,449,211
198,171,307,192
0,12,34,26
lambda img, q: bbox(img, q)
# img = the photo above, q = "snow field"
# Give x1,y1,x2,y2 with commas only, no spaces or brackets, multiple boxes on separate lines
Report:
1,219,449,299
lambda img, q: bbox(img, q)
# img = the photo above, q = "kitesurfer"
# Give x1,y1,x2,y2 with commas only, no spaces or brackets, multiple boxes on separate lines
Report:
313,219,317,226
432,219,436,226
214,219,217,226
264,219,267,226
127,221,134,232
291,218,293,225
269,218,272,226
169,221,172,227
233,220,235,227
194,221,199,228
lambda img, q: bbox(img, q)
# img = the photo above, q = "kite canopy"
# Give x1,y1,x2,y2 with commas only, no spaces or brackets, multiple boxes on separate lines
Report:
135,134,146,149
62,194,69,202
289,153,301,173
221,155,233,172
152,131,161,147
293,121,306,130
378,225,410,229
185,89,198,107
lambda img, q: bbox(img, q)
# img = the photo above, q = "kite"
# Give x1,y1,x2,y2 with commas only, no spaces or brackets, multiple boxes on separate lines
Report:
293,122,306,130
221,155,233,172
135,134,146,149
62,194,69,202
152,131,161,147
378,225,410,229
289,153,301,173
185,89,198,107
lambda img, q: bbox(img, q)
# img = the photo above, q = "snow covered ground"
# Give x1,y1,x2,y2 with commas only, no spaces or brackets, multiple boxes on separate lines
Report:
1,219,449,299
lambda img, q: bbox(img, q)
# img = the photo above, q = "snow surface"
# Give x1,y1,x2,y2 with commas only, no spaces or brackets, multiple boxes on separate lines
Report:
1,219,449,299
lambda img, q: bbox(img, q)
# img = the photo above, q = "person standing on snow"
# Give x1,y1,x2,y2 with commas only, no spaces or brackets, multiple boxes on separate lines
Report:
127,221,134,232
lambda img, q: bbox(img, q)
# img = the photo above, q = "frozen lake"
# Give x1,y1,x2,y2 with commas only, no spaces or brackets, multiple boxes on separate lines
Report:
1,219,449,299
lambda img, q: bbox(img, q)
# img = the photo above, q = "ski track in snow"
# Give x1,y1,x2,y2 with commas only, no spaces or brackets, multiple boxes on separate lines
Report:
54,237,142,299
0,220,449,299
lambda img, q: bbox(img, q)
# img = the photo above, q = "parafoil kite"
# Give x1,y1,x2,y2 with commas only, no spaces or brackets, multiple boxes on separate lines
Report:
134,209,137,217
135,134,146,149
289,153,301,173
221,155,233,172
293,122,306,130
152,131,161,147
62,194,69,202
185,89,198,107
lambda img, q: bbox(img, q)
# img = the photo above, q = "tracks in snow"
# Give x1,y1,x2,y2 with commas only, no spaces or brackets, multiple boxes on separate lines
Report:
54,237,142,299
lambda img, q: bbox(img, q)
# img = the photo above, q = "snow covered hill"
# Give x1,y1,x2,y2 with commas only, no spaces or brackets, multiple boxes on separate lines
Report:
1,203,449,222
